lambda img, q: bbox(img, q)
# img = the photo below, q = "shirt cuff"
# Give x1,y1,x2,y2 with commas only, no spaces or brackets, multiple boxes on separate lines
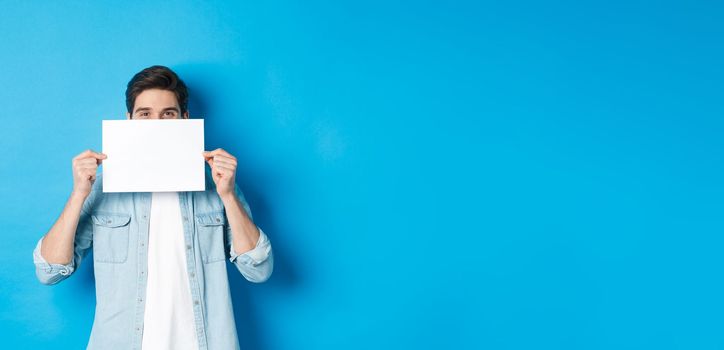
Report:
33,236,75,276
229,227,271,266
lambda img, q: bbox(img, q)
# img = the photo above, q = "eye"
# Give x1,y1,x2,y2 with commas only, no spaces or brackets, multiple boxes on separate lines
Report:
164,111,177,118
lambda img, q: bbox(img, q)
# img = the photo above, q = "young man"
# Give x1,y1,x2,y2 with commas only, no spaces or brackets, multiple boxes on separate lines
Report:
32,65,273,350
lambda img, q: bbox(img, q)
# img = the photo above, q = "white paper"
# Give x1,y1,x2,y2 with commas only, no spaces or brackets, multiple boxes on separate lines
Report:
102,119,206,193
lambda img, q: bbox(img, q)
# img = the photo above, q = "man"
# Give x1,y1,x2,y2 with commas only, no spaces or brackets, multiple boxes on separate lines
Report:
32,65,273,350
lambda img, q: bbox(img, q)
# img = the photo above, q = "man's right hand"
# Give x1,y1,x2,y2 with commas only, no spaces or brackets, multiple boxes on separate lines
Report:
72,149,107,199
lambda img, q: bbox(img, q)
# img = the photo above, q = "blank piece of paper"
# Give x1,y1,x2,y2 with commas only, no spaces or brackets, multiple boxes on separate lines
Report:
102,119,206,193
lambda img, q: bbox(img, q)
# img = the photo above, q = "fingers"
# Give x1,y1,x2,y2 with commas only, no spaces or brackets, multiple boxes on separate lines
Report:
213,165,235,175
203,148,228,158
202,148,236,162
205,153,236,179
73,149,103,181
76,158,100,167
74,149,107,161
75,161,99,172
74,149,107,166
205,155,236,167
212,157,236,169
211,164,235,178
203,148,237,176
73,160,100,176
210,158,235,171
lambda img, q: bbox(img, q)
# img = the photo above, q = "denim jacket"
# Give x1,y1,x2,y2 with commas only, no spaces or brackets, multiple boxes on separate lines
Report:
32,167,273,349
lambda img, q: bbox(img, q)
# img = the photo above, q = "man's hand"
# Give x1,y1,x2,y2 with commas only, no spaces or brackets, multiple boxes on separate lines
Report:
202,148,237,199
72,149,107,199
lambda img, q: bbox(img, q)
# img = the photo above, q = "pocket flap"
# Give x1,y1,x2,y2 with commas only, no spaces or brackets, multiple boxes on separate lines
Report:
91,213,132,227
195,211,226,226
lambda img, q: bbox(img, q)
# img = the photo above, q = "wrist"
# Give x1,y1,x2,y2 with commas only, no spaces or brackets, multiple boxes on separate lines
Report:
219,191,237,203
70,190,88,201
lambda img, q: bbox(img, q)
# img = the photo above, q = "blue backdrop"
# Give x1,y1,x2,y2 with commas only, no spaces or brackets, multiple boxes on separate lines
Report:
1,1,723,349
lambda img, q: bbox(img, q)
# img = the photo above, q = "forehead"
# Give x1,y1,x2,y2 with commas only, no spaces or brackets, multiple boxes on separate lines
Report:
133,89,179,110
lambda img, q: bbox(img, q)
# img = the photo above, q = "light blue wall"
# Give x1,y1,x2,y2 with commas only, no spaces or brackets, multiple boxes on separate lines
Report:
1,1,723,349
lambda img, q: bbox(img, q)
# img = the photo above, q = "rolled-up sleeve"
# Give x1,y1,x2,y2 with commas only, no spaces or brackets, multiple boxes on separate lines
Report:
228,227,273,282
33,236,76,285
225,183,274,283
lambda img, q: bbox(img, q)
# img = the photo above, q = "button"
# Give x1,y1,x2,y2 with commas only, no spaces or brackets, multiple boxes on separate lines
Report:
189,272,195,278
194,300,199,305
141,242,145,247
138,298,143,302
215,218,221,223
141,271,144,275
106,220,112,224
183,217,188,221
186,245,191,250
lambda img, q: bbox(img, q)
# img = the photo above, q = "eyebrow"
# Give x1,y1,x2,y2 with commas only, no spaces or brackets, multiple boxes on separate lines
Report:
134,107,180,113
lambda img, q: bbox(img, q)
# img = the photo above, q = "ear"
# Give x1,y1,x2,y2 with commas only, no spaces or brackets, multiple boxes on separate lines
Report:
183,111,189,119
126,112,131,120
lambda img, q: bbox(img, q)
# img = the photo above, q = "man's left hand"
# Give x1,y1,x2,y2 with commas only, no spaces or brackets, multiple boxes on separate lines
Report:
203,148,237,199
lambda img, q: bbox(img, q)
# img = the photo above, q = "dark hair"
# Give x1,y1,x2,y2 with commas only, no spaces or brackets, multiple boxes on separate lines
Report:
125,65,188,117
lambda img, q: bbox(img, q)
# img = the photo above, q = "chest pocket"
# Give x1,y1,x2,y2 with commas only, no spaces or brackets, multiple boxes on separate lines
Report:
91,212,132,263
195,211,226,263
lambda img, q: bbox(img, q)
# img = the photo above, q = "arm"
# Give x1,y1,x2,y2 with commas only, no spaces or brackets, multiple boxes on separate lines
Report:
204,148,273,283
33,150,105,285
34,193,95,285
39,192,88,265
221,189,260,255
222,184,274,283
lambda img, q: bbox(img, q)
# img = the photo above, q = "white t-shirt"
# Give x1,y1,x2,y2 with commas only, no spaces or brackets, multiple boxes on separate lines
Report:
141,191,199,350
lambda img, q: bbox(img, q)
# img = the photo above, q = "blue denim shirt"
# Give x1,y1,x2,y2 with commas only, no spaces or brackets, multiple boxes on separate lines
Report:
32,167,273,349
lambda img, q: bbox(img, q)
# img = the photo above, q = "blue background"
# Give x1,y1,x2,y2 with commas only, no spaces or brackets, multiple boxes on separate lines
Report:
1,1,723,349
